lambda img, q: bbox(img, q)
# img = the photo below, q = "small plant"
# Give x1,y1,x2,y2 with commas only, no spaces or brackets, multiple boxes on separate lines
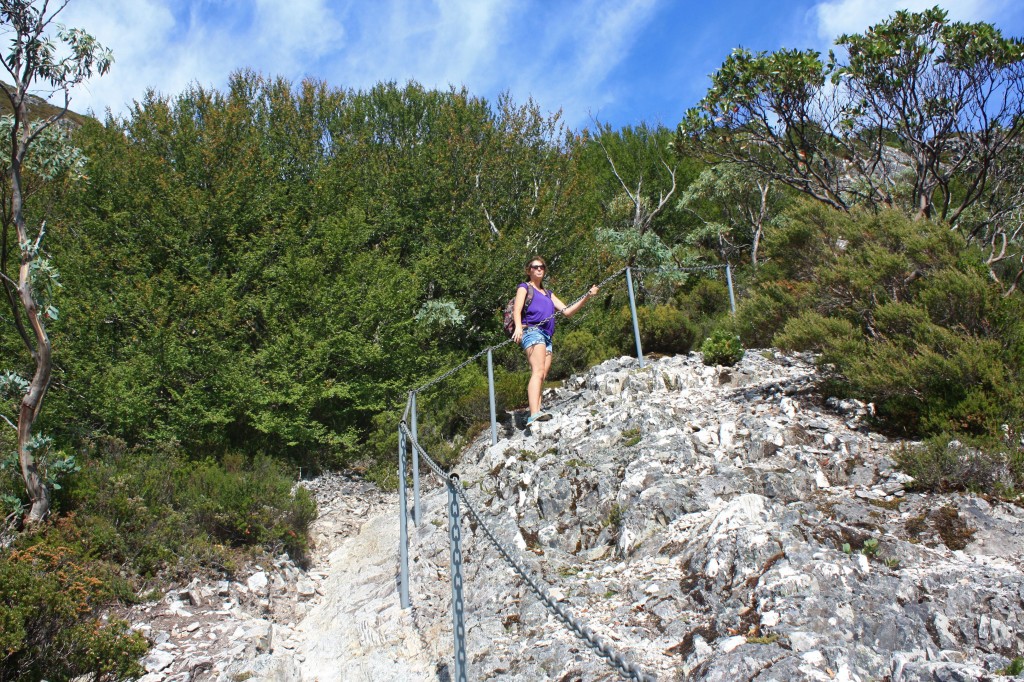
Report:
933,506,975,551
700,329,744,366
621,428,641,447
997,658,1024,676
905,514,928,541
558,565,581,577
861,538,879,556
868,498,901,511
746,633,780,645
604,504,624,530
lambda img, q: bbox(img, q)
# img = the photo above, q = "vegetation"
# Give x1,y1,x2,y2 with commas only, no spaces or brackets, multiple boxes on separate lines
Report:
700,329,744,367
3,2,1024,675
676,6,1024,291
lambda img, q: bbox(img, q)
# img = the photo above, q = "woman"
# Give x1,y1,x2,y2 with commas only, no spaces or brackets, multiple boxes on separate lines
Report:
512,256,599,425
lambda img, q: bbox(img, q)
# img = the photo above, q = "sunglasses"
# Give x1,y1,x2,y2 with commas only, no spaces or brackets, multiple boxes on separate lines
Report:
529,264,546,270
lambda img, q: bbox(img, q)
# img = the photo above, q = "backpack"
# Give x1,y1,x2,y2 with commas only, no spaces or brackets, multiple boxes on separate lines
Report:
503,284,535,337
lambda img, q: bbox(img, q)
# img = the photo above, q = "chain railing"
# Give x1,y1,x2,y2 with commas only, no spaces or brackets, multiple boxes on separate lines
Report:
394,262,738,681
400,423,656,682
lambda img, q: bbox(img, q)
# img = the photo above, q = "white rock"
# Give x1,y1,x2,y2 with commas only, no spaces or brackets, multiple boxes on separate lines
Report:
719,635,747,652
247,571,269,592
143,649,175,673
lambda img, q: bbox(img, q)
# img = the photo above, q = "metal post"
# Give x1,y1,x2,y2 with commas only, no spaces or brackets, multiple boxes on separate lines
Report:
725,263,736,316
447,480,468,682
411,391,421,525
486,349,498,445
625,267,645,368
398,427,410,609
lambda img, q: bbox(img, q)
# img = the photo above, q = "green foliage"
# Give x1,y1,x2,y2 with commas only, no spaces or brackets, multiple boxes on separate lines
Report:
997,657,1024,676
548,329,615,380
734,280,811,348
37,74,597,471
0,520,148,682
676,6,1024,232
620,304,698,356
894,436,1023,497
764,203,1024,442
60,440,316,576
700,329,744,366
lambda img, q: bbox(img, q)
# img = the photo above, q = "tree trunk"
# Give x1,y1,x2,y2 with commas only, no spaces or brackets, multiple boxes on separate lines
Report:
11,137,53,524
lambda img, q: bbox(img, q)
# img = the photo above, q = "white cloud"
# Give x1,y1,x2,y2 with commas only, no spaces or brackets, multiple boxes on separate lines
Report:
44,0,664,128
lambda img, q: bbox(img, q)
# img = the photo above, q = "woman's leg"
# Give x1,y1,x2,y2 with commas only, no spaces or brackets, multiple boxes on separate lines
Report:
526,343,546,415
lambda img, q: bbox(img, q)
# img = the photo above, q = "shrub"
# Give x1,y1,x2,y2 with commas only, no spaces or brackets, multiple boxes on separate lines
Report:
895,435,1023,497
62,443,316,575
0,521,149,682
620,304,697,356
734,280,812,348
700,329,744,366
677,277,731,317
549,330,615,380
179,456,317,561
773,311,861,361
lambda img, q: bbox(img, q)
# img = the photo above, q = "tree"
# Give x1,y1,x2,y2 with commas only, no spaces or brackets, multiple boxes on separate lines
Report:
675,7,1024,284
583,122,689,267
678,163,786,268
0,0,111,523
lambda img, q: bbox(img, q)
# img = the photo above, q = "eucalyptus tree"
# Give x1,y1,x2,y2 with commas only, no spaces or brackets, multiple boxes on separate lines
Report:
581,123,696,268
675,6,1024,287
678,163,786,268
0,0,111,523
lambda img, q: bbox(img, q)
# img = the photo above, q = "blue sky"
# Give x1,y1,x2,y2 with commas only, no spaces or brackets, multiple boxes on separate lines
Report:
56,0,1024,132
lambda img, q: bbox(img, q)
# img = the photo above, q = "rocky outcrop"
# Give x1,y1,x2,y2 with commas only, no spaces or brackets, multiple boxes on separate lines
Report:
370,352,1023,681
133,351,1024,681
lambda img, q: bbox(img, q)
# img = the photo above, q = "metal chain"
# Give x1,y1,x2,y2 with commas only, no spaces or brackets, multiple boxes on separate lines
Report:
452,476,657,682
447,481,468,682
412,268,627,396
632,264,726,273
399,424,656,681
401,423,449,481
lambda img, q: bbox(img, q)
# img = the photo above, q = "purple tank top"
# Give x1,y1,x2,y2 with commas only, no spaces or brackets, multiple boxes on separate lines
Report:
519,282,556,336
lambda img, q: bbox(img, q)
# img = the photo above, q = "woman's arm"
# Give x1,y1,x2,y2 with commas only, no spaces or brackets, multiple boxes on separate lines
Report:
553,285,599,318
512,285,528,342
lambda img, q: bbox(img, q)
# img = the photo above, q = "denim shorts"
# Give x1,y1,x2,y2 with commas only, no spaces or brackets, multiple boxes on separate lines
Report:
521,327,552,354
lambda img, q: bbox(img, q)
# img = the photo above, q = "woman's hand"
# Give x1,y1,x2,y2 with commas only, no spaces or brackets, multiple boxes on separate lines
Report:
512,325,523,343
587,285,599,298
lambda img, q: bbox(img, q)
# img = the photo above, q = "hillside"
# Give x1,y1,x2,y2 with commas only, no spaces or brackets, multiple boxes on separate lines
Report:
0,81,92,126
126,350,1024,681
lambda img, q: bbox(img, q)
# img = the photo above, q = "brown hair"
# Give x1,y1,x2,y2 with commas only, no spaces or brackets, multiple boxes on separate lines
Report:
524,255,547,276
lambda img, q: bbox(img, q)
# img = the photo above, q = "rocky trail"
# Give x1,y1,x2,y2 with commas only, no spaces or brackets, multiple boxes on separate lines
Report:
129,351,1024,682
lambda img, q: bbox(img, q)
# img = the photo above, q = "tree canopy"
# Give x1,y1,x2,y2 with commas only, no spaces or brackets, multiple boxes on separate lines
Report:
675,6,1024,289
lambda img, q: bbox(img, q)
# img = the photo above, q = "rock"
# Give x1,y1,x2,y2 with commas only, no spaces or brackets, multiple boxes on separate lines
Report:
112,352,1024,682
247,571,268,593
143,649,175,673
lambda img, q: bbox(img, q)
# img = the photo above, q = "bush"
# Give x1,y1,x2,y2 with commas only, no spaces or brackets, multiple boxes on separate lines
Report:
62,442,316,575
734,280,812,348
676,277,732,317
549,330,615,380
895,435,1024,496
700,329,744,366
0,520,149,682
618,304,697,356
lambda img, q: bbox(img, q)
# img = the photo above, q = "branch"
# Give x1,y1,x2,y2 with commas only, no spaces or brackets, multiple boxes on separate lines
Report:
597,136,639,210
1,413,16,431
